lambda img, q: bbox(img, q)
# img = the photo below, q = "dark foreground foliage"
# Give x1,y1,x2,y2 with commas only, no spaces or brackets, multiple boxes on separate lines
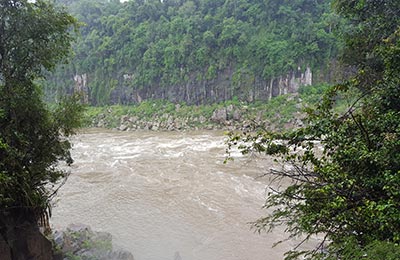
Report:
0,0,82,254
227,0,400,259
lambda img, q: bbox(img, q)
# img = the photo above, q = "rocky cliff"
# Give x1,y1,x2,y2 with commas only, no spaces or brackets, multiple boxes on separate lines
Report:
0,222,53,260
74,66,312,105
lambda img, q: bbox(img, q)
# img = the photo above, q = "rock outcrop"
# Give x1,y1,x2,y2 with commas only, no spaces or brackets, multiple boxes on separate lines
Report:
53,223,134,260
73,67,313,105
0,222,53,260
0,234,12,260
73,73,90,104
89,95,305,132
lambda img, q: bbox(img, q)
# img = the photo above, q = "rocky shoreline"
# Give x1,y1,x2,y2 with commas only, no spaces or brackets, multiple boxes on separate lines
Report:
89,102,304,132
0,223,129,260
52,224,134,260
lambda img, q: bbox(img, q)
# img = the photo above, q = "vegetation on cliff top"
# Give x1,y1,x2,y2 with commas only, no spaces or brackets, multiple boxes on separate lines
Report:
44,0,343,105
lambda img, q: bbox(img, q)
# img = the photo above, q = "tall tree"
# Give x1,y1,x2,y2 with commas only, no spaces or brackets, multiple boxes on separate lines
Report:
43,0,339,105
227,0,400,259
0,0,81,256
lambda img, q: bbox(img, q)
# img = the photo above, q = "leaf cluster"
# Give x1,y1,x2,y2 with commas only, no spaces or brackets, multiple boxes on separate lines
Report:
0,0,82,232
226,0,400,259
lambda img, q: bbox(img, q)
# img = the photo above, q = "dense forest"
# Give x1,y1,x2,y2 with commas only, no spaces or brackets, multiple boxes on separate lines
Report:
45,0,343,105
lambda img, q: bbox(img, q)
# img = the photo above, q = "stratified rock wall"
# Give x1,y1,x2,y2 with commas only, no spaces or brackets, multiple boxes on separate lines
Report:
73,73,90,103
72,66,313,105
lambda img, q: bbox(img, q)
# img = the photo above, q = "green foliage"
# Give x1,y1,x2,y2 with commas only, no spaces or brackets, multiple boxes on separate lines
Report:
65,252,82,260
298,83,330,101
44,0,341,105
0,0,81,244
316,238,400,260
227,0,400,259
82,92,317,130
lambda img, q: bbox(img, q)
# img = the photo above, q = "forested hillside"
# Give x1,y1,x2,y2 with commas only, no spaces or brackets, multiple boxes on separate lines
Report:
45,0,342,105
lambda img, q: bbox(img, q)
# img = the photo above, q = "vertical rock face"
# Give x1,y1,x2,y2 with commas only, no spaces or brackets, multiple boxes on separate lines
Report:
0,234,12,260
72,66,313,105
0,222,53,260
25,227,53,260
267,66,313,99
304,66,312,86
73,73,90,103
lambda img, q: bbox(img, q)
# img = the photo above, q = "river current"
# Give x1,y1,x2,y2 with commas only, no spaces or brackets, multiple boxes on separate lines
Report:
51,129,305,260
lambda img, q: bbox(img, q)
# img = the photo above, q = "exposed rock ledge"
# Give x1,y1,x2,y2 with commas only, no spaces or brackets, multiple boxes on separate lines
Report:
0,222,53,260
0,222,135,260
52,223,134,260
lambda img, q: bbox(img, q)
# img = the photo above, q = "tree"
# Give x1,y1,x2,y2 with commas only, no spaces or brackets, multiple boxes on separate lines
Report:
42,0,339,105
227,0,400,259
0,0,82,255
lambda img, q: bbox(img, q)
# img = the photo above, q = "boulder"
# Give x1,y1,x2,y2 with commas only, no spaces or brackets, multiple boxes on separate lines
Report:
119,124,128,131
211,108,227,124
127,116,137,123
226,104,234,113
53,224,134,260
232,110,241,121
198,115,207,124
2,222,53,260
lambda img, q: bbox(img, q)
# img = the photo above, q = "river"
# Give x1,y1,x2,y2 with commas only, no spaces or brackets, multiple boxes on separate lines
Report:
51,129,307,260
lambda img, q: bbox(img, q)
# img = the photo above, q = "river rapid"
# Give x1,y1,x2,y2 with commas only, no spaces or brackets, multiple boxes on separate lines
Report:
51,129,304,260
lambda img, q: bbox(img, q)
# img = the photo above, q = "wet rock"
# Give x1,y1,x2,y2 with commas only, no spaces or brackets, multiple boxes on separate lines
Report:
174,119,183,130
232,110,241,121
205,124,214,130
97,119,106,128
128,116,139,123
198,115,207,124
53,230,65,249
67,223,92,233
167,116,174,125
1,222,53,260
53,224,134,260
211,108,227,123
119,124,128,131
120,115,130,123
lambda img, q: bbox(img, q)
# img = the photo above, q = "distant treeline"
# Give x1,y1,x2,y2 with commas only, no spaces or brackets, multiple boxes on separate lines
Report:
45,0,343,105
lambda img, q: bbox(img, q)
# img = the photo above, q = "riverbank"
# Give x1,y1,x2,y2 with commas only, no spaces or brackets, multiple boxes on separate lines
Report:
82,84,338,132
83,94,306,132
52,224,134,260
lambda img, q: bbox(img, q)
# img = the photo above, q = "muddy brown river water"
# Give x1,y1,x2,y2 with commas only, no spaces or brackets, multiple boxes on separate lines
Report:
51,129,313,260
